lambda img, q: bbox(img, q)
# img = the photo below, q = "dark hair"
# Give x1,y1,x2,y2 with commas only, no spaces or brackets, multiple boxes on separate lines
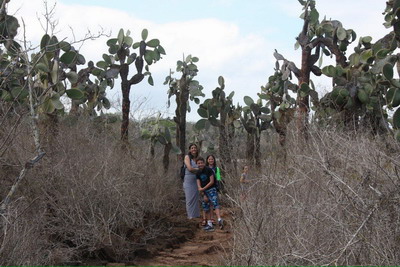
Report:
206,155,217,167
188,143,198,159
196,156,205,163
188,143,197,149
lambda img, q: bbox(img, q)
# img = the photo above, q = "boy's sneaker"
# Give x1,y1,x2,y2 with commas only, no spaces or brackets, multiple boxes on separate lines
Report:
218,219,224,230
203,225,215,232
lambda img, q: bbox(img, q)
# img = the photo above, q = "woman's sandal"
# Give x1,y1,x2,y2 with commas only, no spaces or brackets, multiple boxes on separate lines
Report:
201,219,207,226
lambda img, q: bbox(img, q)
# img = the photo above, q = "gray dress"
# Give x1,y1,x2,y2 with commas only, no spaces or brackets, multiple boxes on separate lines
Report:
183,158,200,218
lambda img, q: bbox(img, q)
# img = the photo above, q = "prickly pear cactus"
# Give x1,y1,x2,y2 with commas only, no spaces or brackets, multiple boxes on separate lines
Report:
98,28,165,141
140,114,180,170
164,54,204,156
383,0,400,140
240,93,271,167
196,76,240,165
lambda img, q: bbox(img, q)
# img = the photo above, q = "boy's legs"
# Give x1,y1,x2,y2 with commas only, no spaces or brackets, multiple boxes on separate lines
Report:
202,194,209,226
205,188,224,229
201,194,213,230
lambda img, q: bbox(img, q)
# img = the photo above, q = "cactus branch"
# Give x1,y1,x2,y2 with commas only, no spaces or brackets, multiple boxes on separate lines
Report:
311,37,347,67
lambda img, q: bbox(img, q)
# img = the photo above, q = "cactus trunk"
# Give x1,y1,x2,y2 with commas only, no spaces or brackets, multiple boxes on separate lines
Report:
246,132,255,165
163,142,172,171
219,103,232,168
120,65,130,141
297,47,311,136
176,74,189,157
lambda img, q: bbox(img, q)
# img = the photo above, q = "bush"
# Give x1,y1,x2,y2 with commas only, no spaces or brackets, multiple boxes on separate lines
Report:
227,127,400,266
0,115,182,265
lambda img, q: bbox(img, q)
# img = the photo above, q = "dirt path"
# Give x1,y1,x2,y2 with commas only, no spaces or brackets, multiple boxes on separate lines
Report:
133,210,233,266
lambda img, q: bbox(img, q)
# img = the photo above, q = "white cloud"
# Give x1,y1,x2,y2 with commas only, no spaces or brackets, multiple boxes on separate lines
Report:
9,0,277,121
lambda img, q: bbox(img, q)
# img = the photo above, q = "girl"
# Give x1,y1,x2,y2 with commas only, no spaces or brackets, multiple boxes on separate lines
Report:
183,144,200,219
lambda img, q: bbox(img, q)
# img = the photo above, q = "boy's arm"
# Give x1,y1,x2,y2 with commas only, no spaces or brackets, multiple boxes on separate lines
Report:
203,174,215,191
196,179,203,191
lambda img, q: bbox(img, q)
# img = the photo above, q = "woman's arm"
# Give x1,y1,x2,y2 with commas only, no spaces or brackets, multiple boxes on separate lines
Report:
184,155,198,173
240,173,245,183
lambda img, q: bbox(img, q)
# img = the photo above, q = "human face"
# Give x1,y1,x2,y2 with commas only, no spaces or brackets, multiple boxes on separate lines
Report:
197,160,205,169
243,166,249,173
207,156,215,166
189,145,198,156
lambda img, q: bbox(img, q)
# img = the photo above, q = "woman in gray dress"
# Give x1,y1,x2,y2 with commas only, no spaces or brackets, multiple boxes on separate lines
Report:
183,143,200,219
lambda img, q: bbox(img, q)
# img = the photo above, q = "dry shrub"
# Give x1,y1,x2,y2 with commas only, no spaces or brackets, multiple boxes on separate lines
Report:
227,127,400,266
0,116,182,265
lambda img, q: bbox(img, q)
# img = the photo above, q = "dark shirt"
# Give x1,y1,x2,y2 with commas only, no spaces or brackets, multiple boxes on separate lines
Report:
196,166,215,188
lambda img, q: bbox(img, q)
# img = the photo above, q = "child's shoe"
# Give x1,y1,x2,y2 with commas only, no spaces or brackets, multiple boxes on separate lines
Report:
203,225,215,232
218,218,224,230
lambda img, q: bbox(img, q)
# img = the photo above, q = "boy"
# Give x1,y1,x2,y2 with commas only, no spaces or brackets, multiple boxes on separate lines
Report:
196,157,223,231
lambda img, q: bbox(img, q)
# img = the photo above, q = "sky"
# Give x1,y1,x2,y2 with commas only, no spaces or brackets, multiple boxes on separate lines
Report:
8,0,390,121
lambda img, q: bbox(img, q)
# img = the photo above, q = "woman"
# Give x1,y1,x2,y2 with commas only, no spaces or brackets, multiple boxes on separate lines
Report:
183,143,200,219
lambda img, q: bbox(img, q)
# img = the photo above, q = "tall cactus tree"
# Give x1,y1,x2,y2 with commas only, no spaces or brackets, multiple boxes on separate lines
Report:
260,58,298,145
266,0,356,140
196,76,240,168
382,1,400,139
164,55,204,158
98,28,165,141
315,34,396,134
69,61,112,116
0,0,109,220
240,95,271,168
295,0,355,132
33,35,89,117
0,28,107,140
312,1,400,136
0,0,111,121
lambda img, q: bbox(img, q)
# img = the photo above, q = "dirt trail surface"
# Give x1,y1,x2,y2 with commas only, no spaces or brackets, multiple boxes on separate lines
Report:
133,209,233,266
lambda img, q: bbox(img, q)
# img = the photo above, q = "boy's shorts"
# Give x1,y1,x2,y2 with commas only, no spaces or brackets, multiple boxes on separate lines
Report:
202,187,220,211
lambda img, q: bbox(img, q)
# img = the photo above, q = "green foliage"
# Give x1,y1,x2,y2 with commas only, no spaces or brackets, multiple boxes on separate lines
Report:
241,94,271,136
66,89,84,100
244,96,254,106
60,51,77,65
140,114,181,154
318,29,400,133
102,28,165,87
0,15,113,117
196,76,241,131
165,54,204,110
0,14,19,40
261,58,297,134
393,108,400,129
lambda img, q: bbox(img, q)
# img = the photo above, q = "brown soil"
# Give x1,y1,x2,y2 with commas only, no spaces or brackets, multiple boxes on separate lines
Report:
133,209,233,266
79,198,234,267
90,208,234,267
